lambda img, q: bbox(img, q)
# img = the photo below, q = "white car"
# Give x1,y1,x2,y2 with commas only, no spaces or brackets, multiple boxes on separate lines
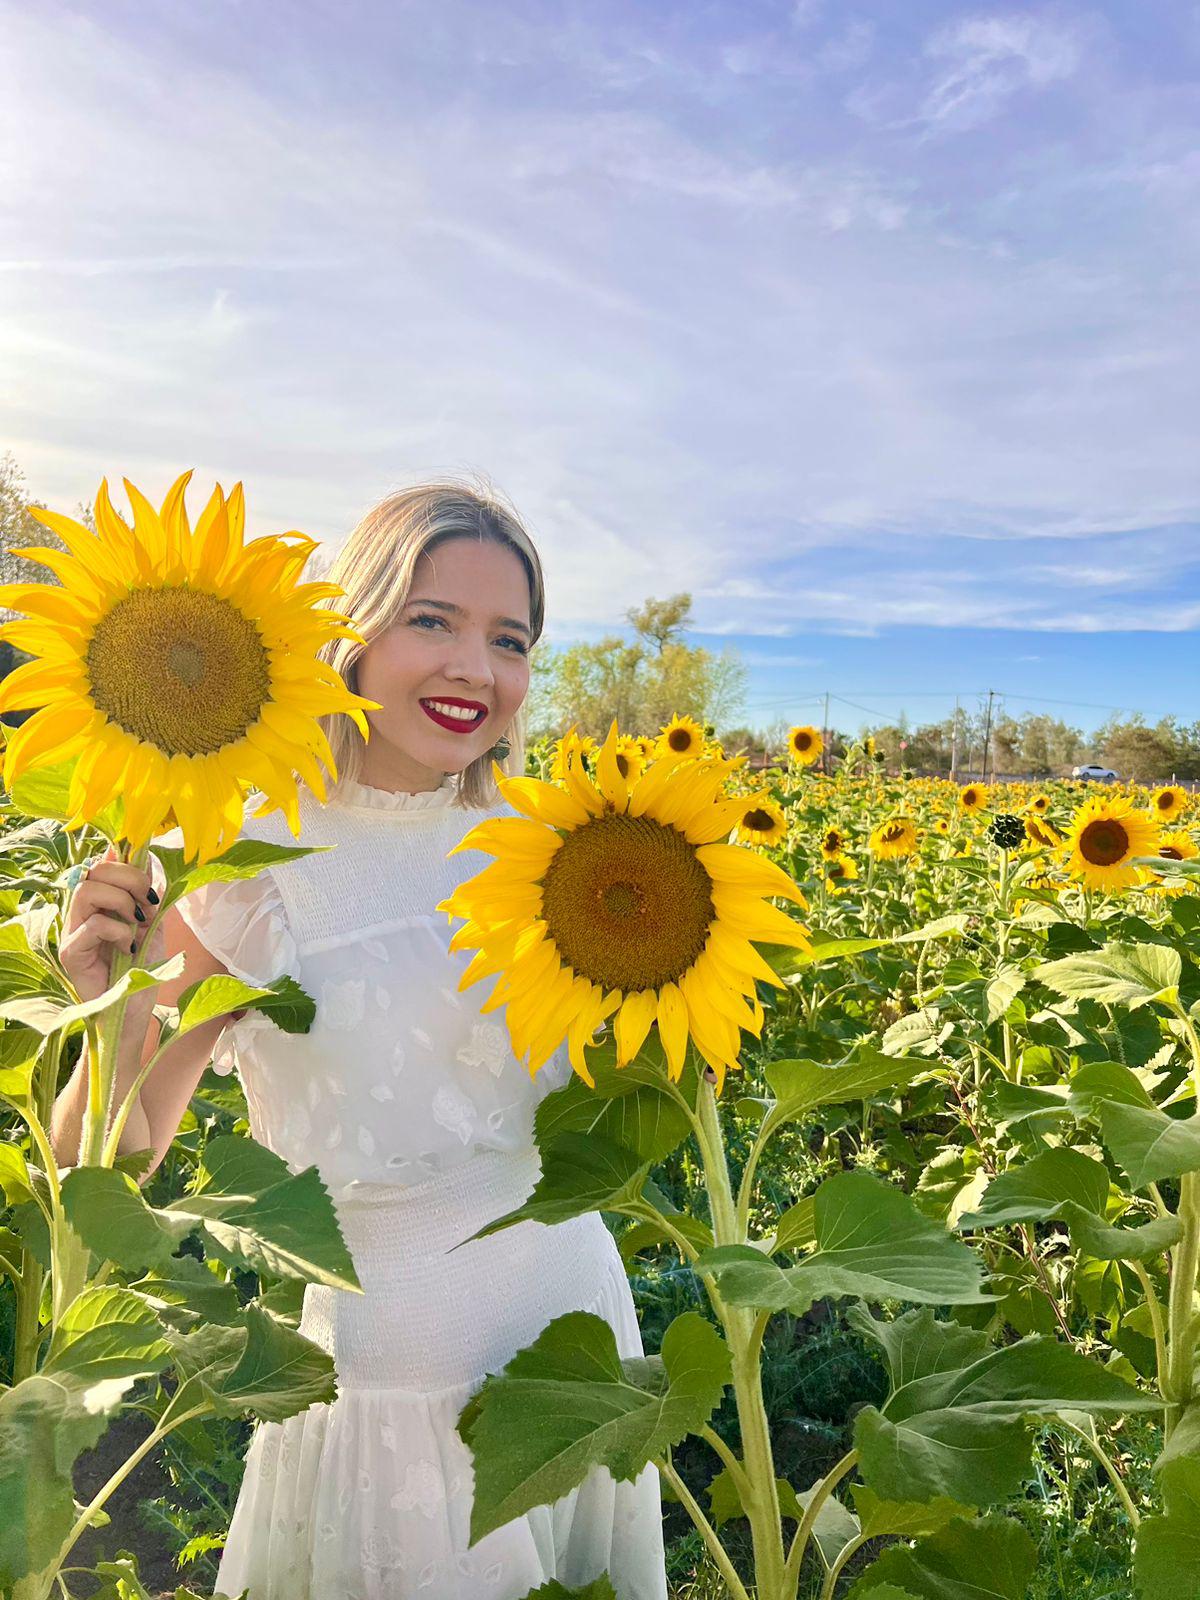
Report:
1071,763,1119,782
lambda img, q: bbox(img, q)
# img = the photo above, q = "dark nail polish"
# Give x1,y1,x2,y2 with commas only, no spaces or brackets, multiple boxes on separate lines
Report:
146,887,160,904
130,940,137,954
134,905,145,922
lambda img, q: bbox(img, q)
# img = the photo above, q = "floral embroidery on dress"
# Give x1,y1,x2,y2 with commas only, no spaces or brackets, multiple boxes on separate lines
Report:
456,1019,510,1078
321,976,367,1030
390,1459,445,1518
431,1083,478,1144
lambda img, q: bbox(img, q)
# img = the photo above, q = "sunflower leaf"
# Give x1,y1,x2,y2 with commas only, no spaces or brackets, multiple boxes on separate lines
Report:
1095,1102,1200,1189
957,1148,1111,1229
1033,943,1182,1011
847,1515,1036,1600
463,1131,651,1243
458,1309,730,1545
1134,1456,1200,1600
850,1306,1157,1507
757,1047,932,1141
534,1038,693,1164
696,1172,989,1314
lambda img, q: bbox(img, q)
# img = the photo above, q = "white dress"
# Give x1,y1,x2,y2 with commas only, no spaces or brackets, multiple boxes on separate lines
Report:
157,773,668,1600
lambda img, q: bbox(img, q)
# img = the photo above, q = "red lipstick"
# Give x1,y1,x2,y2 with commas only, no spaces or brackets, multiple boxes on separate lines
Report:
419,696,488,734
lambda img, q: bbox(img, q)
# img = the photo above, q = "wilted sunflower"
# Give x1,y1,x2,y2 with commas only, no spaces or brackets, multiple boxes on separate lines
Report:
869,816,919,860
1065,796,1161,892
1151,786,1188,822
0,472,377,863
439,722,811,1092
788,725,823,767
958,784,988,815
657,713,705,760
1024,815,1063,850
820,825,847,860
824,854,859,893
735,795,787,847
1029,793,1051,815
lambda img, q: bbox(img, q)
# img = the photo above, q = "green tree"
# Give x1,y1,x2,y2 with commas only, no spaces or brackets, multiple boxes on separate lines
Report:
538,593,746,739
1096,714,1176,782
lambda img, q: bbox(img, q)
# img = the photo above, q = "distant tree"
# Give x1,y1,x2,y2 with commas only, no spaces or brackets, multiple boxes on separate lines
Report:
540,593,746,738
0,453,63,610
1096,715,1176,783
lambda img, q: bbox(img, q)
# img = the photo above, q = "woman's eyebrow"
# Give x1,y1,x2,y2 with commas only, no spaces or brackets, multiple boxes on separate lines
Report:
406,596,530,636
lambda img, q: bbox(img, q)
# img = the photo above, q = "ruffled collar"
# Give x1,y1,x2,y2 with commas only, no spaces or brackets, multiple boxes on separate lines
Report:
326,773,459,813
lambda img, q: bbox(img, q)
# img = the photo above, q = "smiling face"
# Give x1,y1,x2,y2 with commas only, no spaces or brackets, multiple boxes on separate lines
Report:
353,536,533,794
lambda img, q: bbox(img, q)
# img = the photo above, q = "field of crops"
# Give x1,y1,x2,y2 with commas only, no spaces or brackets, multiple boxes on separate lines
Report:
2,709,1198,1599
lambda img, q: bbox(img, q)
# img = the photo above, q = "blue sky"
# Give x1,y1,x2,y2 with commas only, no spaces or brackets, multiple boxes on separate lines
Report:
3,0,1198,735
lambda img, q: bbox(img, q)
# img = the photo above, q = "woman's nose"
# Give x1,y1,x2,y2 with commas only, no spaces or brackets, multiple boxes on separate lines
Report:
444,633,495,687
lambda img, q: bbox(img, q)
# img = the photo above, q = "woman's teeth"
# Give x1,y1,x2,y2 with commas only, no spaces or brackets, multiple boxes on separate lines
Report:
426,701,481,721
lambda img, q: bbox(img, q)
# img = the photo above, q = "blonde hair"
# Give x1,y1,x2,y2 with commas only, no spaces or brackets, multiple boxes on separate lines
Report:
311,478,546,810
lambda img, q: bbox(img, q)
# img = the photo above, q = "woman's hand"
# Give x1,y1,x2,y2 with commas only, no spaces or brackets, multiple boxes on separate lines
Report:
61,843,164,1005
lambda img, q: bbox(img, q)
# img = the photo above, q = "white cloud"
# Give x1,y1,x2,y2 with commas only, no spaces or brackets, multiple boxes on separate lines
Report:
919,12,1083,130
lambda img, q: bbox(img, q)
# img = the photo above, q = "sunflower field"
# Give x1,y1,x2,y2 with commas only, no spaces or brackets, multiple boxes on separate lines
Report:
2,479,1200,1600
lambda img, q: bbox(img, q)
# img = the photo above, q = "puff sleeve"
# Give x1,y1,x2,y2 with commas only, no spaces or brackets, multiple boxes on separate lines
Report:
150,835,301,1078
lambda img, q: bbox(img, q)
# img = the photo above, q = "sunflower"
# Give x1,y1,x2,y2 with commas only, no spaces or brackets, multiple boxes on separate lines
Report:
819,824,847,860
438,722,811,1092
869,816,919,860
788,725,823,767
934,817,951,836
614,735,645,785
657,713,705,760
0,473,377,863
1158,831,1199,864
735,795,787,847
824,854,859,893
958,783,988,815
1029,793,1051,815
1151,785,1188,823
1024,815,1063,851
1064,796,1161,892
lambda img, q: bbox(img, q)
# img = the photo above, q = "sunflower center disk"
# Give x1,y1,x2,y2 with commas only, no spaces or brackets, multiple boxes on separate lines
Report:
88,586,272,756
743,808,774,832
1079,819,1129,866
540,813,715,993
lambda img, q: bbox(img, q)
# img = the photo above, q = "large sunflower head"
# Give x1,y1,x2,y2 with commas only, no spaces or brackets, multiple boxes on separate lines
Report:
1151,785,1188,823
0,473,379,863
656,713,705,760
958,783,988,815
869,815,919,860
1065,795,1162,892
735,795,787,847
1158,830,1199,863
788,725,823,767
439,722,811,1093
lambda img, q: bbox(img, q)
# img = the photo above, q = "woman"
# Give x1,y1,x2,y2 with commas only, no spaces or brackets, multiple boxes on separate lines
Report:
51,483,669,1600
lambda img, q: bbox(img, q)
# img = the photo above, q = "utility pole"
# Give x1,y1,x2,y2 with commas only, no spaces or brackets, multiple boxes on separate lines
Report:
980,689,995,784
950,696,960,783
822,690,830,774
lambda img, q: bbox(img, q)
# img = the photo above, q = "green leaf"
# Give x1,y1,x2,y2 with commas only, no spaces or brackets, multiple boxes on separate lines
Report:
534,1041,692,1164
171,974,304,1040
771,1195,816,1255
616,1213,713,1264
851,1306,1157,1507
771,916,969,975
757,1047,932,1141
198,1305,338,1424
848,1514,1036,1600
986,967,1027,1024
154,837,325,908
0,1139,38,1206
163,1135,362,1291
458,1309,730,1544
2,952,186,1034
1059,1203,1182,1262
464,1132,650,1242
958,1149,1110,1229
882,1011,953,1058
42,1287,173,1385
61,1166,193,1273
1135,1456,1200,1600
1066,1060,1156,1118
517,1579,618,1600
696,1173,989,1315
0,1371,113,1585
985,1080,1069,1129
1096,1103,1200,1188
850,1486,975,1541
129,1256,242,1328
1034,943,1182,1010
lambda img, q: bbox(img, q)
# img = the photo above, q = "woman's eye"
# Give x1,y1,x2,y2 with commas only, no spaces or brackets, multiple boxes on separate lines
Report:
496,636,528,655
409,613,446,631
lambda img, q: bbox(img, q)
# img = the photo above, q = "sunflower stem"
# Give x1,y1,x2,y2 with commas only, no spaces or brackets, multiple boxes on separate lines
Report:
694,1071,789,1598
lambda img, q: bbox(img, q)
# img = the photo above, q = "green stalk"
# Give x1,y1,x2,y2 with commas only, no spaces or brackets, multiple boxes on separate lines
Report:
656,1457,752,1600
1165,1170,1200,1436
694,1073,789,1598
783,1448,858,1594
